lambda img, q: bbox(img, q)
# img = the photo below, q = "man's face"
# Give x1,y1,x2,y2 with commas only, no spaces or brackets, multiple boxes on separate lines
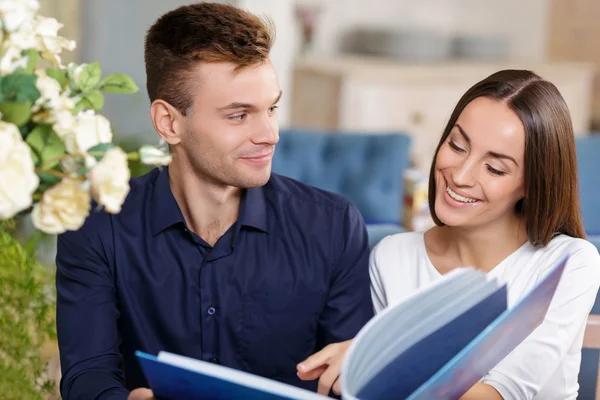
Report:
176,60,281,188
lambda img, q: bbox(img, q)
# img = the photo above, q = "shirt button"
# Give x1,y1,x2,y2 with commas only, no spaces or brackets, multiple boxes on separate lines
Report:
210,357,219,364
207,307,216,315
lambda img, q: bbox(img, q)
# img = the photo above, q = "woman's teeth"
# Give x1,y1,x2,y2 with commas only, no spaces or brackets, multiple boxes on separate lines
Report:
446,186,478,203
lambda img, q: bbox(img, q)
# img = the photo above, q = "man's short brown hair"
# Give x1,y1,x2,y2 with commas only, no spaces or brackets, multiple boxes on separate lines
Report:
144,2,275,115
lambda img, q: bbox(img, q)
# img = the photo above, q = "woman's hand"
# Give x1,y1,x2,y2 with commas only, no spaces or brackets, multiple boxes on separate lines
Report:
296,340,353,396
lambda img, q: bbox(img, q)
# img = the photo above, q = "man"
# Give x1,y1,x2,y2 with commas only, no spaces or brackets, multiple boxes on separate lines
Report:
55,3,373,399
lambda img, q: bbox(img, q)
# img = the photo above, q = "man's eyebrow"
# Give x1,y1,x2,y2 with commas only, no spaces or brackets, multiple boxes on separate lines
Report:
217,90,282,112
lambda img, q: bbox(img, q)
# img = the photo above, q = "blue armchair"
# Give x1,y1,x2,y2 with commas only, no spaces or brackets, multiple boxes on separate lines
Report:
576,135,600,399
577,135,600,252
272,129,412,247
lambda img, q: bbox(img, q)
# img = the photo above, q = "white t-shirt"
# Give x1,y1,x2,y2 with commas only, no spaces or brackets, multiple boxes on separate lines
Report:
369,231,600,400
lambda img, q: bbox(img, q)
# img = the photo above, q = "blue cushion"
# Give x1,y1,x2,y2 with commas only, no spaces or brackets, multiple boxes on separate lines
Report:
577,136,600,235
578,349,599,400
367,223,405,249
273,129,412,224
587,235,600,254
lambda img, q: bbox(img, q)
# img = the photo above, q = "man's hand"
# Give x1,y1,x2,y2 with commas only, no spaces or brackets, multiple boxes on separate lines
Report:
128,388,154,399
296,340,353,396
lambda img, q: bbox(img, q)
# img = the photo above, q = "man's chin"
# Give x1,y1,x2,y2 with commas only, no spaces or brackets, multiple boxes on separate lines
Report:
232,171,271,189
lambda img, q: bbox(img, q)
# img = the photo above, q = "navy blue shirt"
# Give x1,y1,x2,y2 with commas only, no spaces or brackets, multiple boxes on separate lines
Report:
56,167,374,400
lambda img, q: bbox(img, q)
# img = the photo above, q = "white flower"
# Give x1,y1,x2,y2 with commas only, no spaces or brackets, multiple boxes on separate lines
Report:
33,16,75,67
62,110,113,154
71,63,86,90
33,71,75,115
51,109,76,137
139,145,172,166
0,0,39,32
35,71,61,102
5,18,37,49
0,44,28,74
89,147,130,214
31,178,90,234
0,121,39,219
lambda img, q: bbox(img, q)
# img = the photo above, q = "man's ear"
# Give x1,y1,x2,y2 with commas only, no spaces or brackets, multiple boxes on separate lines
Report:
150,100,185,145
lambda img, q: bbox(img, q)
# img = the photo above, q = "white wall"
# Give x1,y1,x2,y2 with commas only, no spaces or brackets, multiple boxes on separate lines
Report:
238,0,296,128
55,0,550,141
302,0,550,61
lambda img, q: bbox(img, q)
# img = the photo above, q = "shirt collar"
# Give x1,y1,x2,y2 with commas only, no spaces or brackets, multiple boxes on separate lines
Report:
237,184,270,233
151,167,270,235
151,167,185,236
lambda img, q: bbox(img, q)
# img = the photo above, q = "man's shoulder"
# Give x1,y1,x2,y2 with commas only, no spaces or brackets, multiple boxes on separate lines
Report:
265,173,353,213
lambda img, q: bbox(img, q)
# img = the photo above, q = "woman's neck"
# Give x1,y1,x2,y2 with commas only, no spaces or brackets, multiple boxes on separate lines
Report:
426,215,528,273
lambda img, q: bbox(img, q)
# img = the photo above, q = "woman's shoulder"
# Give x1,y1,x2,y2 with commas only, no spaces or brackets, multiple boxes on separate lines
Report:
372,231,425,255
543,235,600,263
370,231,426,270
525,235,600,285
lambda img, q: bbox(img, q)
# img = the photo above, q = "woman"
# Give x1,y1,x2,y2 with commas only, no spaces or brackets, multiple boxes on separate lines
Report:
297,69,600,399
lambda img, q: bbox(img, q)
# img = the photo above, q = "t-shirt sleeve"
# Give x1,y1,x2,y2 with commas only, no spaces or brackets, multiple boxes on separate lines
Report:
369,237,392,314
482,244,600,399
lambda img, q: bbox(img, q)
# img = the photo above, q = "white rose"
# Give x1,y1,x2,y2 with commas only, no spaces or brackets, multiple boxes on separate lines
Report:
89,147,130,214
0,121,39,219
62,111,113,154
6,18,37,49
31,178,90,234
35,72,62,102
71,63,86,90
52,109,76,137
0,0,39,32
33,107,76,139
33,16,75,67
0,44,28,74
139,145,172,166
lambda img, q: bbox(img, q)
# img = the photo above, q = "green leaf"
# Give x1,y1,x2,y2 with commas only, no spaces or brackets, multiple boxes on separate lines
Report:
46,68,67,88
83,89,104,111
66,62,78,88
71,100,85,115
23,49,39,73
87,143,116,156
98,73,139,93
37,172,61,188
87,143,116,160
29,150,40,165
78,62,102,92
1,73,40,104
0,101,32,126
25,125,65,168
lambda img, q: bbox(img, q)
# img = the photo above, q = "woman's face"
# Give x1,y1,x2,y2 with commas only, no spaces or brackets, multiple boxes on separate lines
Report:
433,96,526,229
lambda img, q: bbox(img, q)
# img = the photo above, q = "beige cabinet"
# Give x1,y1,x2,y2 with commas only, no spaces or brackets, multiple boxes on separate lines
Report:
291,57,595,170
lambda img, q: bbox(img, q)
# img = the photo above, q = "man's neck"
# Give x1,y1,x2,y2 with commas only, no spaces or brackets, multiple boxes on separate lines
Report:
168,162,242,246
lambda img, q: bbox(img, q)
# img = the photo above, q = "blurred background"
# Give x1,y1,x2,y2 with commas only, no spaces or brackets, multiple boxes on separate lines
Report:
33,1,600,398
38,0,600,243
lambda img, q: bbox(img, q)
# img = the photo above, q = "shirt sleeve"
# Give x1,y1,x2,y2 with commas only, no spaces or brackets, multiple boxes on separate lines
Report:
56,213,129,400
368,238,390,314
316,201,374,348
481,245,600,399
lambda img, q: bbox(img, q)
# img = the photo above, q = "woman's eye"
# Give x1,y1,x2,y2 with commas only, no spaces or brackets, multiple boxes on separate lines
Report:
449,140,465,153
486,165,506,176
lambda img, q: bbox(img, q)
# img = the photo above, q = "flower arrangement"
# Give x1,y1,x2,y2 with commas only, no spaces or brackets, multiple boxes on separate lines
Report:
0,1,171,397
0,0,171,235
